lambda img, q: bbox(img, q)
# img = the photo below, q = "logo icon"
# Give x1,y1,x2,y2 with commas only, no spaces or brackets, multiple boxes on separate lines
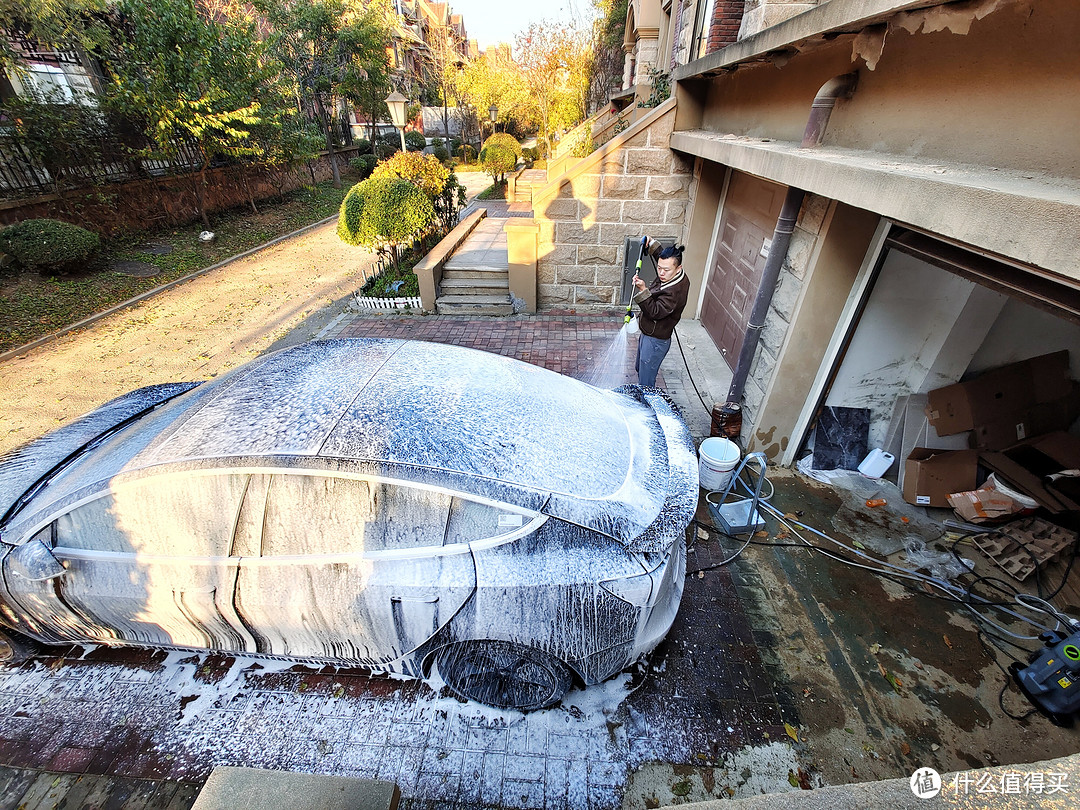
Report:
910,767,942,799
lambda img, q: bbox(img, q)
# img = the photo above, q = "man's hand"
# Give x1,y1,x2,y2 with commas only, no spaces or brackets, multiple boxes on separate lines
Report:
632,273,647,293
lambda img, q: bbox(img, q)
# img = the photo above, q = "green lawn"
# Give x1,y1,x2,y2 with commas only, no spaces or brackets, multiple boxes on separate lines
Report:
0,180,350,354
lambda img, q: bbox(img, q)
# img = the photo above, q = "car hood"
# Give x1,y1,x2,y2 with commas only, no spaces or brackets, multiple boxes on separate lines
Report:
2,339,697,548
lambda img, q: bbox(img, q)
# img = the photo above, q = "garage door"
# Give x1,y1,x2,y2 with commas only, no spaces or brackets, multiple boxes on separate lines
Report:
700,171,785,367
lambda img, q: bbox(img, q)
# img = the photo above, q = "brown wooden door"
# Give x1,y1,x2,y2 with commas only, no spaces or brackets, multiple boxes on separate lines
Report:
701,172,786,368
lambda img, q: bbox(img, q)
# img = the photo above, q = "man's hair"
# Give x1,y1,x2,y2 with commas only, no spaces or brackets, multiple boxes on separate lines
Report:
659,244,685,264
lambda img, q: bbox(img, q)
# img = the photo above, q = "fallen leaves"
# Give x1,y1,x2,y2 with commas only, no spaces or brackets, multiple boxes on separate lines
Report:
868,642,881,655
878,662,903,693
943,634,954,649
787,768,812,789
900,742,911,756
672,781,692,797
785,722,800,742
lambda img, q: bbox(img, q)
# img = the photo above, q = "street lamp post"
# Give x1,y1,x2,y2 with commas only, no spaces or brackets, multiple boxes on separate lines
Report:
488,104,498,134
385,91,408,152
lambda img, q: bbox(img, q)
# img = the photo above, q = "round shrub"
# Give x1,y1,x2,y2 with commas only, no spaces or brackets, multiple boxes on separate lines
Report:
349,154,378,179
354,138,372,155
336,175,436,252
482,132,522,159
457,144,476,163
480,142,516,182
432,146,449,162
0,218,100,273
405,130,427,152
372,151,449,198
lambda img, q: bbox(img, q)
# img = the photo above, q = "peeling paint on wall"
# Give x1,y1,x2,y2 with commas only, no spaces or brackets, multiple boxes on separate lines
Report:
852,25,888,71
893,0,1020,37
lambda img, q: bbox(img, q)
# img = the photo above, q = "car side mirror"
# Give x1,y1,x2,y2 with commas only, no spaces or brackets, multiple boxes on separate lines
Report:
8,539,66,581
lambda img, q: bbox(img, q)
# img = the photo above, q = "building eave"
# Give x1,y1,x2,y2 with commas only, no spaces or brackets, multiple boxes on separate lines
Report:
670,129,1080,282
672,0,951,81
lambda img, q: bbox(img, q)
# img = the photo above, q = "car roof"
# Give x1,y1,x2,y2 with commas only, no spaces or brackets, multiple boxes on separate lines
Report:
5,340,673,543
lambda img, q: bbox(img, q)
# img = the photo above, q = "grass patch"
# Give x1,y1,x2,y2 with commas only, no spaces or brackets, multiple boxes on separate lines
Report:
0,180,351,353
476,180,507,200
359,252,421,298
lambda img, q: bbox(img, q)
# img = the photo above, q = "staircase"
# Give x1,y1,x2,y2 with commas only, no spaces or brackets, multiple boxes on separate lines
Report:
436,217,514,315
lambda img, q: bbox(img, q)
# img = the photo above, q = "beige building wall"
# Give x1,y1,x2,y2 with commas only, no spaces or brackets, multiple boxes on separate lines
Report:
672,0,1080,456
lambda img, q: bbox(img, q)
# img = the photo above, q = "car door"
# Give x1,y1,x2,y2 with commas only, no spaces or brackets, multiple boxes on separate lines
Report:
233,473,525,667
3,470,256,651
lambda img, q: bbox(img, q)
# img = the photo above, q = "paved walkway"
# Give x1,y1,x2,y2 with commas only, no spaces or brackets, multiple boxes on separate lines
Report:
442,216,509,271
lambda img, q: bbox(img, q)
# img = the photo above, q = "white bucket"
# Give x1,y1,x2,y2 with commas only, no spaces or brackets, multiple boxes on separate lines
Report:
699,437,741,491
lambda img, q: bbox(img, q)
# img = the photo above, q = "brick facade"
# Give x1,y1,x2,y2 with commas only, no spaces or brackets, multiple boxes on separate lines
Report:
708,0,746,52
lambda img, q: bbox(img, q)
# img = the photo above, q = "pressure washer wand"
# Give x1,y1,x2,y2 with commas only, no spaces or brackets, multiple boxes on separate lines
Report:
625,235,648,325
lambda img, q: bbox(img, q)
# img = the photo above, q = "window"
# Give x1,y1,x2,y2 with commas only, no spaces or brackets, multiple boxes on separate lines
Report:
55,473,249,557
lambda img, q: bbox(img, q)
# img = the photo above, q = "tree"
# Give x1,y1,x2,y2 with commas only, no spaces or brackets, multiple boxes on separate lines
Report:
105,0,271,227
479,135,517,186
371,150,465,233
255,0,391,189
515,22,590,155
587,0,627,115
453,52,529,138
337,175,436,272
0,0,110,73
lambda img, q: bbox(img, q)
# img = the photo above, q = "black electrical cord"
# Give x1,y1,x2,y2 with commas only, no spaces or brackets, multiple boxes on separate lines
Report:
978,630,1039,721
672,326,712,417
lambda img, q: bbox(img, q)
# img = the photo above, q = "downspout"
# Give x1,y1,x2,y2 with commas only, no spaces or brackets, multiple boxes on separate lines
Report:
725,72,859,406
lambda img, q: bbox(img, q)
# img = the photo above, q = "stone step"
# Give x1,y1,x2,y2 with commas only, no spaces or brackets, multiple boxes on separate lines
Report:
192,766,400,810
440,277,510,292
441,267,511,280
436,293,514,316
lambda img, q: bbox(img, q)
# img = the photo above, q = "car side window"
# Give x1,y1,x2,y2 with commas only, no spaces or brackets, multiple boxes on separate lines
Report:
260,475,453,556
53,473,249,557
445,497,530,545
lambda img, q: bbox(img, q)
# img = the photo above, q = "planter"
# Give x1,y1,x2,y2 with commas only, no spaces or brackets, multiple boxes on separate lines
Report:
352,292,422,312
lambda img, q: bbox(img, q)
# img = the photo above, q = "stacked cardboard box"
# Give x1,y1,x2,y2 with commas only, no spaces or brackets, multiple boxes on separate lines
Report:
902,351,1080,511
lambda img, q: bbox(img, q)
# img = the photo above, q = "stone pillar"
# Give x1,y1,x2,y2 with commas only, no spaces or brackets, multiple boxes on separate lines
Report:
623,47,634,90
738,0,817,40
504,218,539,314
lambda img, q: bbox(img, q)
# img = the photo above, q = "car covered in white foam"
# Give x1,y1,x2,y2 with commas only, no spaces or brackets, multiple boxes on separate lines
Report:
0,339,697,709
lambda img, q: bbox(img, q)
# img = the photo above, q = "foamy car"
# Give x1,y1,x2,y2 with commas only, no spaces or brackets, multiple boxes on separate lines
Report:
0,339,696,710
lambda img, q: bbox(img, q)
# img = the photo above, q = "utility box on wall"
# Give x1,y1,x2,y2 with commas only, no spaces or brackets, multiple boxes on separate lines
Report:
620,237,675,306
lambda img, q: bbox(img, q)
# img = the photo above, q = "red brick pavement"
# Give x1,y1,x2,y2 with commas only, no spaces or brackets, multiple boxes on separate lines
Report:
330,314,668,390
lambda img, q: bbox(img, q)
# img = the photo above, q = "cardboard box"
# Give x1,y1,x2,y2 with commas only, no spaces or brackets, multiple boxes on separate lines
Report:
926,351,1072,437
902,448,980,508
979,431,1080,513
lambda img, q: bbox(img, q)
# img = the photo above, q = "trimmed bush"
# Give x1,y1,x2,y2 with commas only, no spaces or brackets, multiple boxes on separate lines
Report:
349,154,378,179
0,218,100,274
372,151,450,198
522,146,540,162
457,144,476,163
432,146,449,162
405,130,427,152
483,132,522,159
480,142,516,184
354,138,372,155
337,175,436,269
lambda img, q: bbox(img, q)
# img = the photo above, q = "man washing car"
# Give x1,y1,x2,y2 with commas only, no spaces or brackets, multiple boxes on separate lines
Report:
632,240,691,388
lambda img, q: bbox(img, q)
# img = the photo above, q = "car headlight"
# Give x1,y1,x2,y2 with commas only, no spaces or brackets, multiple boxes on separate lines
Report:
599,552,669,607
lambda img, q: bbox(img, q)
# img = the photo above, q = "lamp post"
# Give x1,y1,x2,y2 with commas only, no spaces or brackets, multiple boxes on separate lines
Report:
385,91,408,152
488,104,498,134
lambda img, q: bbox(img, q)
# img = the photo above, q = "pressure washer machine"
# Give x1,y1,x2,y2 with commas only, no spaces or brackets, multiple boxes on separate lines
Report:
1012,626,1080,726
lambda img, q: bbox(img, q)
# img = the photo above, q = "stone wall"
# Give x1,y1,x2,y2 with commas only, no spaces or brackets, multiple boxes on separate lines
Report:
740,192,830,431
0,148,361,235
738,0,818,40
531,100,693,311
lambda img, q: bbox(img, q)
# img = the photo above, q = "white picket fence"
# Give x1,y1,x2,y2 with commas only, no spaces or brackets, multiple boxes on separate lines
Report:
352,292,422,312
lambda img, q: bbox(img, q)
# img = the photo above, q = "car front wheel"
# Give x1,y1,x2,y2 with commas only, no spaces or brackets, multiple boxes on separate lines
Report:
435,640,573,711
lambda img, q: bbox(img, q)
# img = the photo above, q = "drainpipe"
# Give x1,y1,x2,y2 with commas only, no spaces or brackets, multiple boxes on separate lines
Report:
725,72,859,405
